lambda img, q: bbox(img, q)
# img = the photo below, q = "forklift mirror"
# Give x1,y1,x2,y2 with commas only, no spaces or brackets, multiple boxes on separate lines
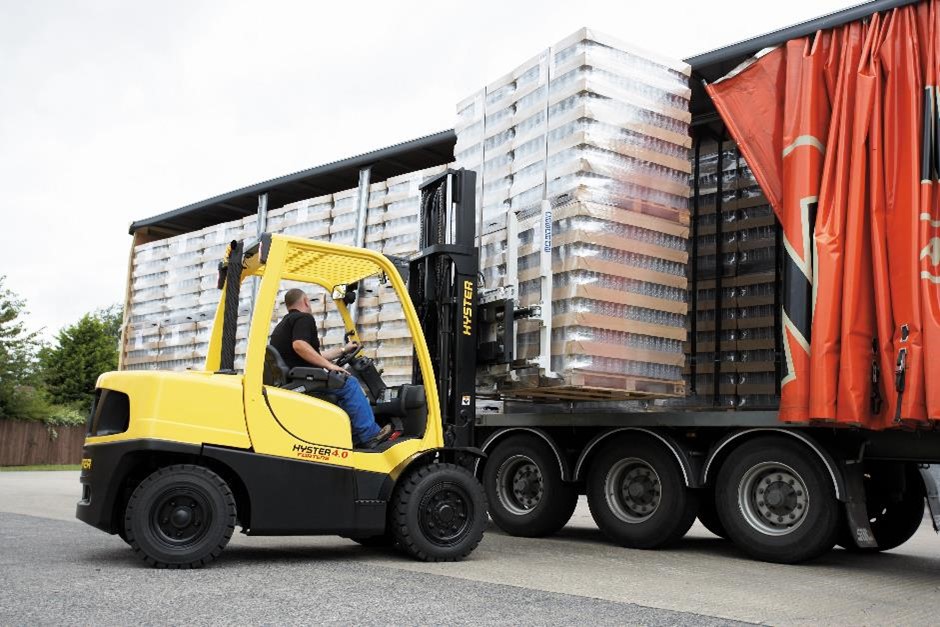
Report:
333,282,358,305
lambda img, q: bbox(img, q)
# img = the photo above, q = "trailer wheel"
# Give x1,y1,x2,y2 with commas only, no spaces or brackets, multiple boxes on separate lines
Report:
838,463,925,552
124,464,236,569
586,438,698,549
696,489,727,539
483,436,577,537
716,437,838,563
390,462,486,562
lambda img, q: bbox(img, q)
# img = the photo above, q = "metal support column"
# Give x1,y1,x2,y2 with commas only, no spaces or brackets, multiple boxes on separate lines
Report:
250,193,268,312
349,166,372,323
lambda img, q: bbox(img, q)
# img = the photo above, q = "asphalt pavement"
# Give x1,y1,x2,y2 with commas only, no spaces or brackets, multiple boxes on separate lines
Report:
2,471,940,625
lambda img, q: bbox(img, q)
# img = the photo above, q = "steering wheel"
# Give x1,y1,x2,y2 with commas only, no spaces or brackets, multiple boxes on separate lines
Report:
334,331,364,368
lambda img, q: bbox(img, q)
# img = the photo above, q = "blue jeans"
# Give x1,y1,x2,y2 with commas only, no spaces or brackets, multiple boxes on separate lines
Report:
334,375,381,446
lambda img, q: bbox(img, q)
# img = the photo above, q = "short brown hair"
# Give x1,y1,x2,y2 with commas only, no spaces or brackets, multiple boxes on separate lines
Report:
284,288,306,309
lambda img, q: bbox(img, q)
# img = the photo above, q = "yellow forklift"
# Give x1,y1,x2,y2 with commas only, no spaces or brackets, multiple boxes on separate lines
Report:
77,171,488,568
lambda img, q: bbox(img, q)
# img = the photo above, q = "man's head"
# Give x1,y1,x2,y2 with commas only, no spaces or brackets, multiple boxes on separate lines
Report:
284,288,311,313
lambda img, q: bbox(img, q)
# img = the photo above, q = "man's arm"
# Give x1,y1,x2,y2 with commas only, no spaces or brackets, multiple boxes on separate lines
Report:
292,339,346,373
320,346,344,361
320,341,359,361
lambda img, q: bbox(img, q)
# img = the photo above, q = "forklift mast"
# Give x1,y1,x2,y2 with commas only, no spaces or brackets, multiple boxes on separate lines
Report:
408,169,479,447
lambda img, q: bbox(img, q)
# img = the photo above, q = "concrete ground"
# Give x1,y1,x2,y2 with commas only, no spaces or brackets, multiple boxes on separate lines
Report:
2,471,940,625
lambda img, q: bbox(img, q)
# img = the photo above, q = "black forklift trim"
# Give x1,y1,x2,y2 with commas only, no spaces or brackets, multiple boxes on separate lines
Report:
76,439,204,534
217,240,244,374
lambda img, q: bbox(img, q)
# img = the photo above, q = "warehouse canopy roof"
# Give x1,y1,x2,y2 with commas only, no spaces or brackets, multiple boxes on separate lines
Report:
130,0,915,237
129,130,456,236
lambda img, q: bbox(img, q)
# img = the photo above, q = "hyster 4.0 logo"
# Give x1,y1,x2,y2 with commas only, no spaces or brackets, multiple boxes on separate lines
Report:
462,280,473,336
292,444,349,462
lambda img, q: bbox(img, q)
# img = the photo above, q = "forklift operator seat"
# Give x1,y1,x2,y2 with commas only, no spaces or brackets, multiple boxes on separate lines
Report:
263,344,291,387
373,385,428,438
263,344,341,403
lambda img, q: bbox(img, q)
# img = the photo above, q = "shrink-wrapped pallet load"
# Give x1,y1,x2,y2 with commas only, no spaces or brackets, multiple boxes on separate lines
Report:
456,27,692,400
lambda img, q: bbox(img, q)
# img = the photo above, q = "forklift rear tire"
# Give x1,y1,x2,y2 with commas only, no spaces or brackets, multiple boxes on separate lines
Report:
124,464,236,569
483,435,578,537
390,462,486,562
586,437,698,549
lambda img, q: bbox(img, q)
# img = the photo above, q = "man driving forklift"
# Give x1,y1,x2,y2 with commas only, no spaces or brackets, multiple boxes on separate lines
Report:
270,287,392,448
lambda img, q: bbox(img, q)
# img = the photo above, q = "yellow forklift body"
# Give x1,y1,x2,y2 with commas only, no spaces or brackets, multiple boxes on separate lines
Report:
83,234,443,478
86,370,251,449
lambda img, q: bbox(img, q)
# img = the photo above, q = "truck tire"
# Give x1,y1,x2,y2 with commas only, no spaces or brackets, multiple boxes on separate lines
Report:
483,435,577,537
838,463,925,552
696,489,727,539
586,437,698,549
715,437,838,563
124,464,236,569
390,462,487,562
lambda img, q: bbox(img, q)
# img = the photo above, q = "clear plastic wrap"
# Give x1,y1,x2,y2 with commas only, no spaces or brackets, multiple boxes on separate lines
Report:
455,28,691,399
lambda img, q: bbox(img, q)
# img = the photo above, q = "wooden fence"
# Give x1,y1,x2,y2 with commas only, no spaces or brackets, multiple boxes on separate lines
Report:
0,420,86,466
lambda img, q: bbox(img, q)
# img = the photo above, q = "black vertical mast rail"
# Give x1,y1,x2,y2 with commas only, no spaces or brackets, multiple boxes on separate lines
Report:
217,240,244,374
409,169,479,448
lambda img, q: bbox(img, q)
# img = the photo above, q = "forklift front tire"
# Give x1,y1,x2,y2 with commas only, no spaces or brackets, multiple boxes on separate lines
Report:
390,462,487,562
124,464,237,569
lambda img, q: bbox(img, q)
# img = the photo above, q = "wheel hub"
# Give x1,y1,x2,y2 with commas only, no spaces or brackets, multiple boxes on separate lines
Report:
606,458,662,523
739,463,809,535
419,484,472,547
496,455,544,515
150,490,210,546
170,507,193,528
436,504,456,524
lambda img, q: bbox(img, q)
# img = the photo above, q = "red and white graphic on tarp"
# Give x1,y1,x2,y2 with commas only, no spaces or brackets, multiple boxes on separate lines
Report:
707,0,940,429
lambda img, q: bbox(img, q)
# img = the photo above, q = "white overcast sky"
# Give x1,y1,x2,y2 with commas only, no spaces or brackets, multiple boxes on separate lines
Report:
1,0,856,338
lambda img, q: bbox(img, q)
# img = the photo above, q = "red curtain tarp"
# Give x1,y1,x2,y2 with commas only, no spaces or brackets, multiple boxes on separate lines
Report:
707,0,940,429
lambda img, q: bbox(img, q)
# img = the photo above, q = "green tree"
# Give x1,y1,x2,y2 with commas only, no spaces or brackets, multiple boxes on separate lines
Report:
41,312,119,408
96,304,123,347
0,276,40,419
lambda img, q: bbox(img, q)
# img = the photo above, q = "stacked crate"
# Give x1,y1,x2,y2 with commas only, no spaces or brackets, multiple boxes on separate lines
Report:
126,216,256,372
677,139,780,410
455,27,692,400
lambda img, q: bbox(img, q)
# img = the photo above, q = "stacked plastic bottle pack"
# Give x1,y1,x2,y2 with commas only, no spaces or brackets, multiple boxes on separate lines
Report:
666,139,781,410
455,27,692,399
124,165,448,389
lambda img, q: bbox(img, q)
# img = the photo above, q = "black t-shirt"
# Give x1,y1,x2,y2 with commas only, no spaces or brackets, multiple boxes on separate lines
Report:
270,310,321,369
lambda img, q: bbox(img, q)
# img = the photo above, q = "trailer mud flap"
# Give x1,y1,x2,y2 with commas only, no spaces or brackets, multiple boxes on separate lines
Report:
841,461,878,549
919,465,940,533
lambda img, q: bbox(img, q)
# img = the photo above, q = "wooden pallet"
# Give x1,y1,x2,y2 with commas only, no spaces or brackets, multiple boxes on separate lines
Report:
498,371,685,401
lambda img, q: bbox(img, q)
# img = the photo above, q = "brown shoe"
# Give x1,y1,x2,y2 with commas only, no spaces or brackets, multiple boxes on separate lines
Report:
364,424,393,449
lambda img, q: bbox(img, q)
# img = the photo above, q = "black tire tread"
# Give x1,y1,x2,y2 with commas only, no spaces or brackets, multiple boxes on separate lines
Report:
124,464,236,569
390,462,485,562
483,435,577,538
696,489,727,539
715,437,839,564
586,437,698,549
